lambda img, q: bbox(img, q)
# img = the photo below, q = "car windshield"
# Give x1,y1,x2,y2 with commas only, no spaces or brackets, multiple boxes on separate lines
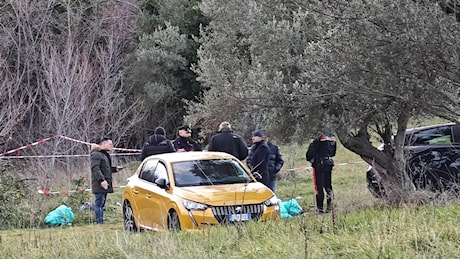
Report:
405,125,453,146
172,159,253,187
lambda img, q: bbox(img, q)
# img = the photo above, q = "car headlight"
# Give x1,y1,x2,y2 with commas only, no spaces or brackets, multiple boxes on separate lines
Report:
264,195,279,207
183,199,208,211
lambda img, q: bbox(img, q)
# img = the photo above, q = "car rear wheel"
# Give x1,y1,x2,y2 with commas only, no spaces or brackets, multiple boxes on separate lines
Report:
167,210,181,231
123,201,138,232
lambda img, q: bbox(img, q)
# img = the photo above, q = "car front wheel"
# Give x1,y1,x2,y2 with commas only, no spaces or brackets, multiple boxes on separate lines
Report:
168,210,181,231
123,201,138,232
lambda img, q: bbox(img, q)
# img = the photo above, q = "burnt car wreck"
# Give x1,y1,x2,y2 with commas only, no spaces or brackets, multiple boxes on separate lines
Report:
367,123,460,198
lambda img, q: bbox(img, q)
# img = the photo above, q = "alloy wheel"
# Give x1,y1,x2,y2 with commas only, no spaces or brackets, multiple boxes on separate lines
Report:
167,210,181,231
123,201,138,232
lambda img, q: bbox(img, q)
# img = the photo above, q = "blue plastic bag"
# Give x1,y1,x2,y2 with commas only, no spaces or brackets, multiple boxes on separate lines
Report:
279,198,303,218
278,199,292,219
283,198,303,216
45,205,74,226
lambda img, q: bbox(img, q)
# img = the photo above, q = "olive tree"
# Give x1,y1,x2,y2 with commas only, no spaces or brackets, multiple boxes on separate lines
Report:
187,0,311,140
296,0,460,202
189,0,460,203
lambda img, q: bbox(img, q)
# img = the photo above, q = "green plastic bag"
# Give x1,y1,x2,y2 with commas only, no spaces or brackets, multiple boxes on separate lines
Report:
45,205,74,226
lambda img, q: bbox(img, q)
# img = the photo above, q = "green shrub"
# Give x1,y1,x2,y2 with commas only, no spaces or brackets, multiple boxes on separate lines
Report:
0,161,35,229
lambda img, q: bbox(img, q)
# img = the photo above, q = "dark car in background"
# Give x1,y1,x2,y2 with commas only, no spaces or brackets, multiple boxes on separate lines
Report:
367,122,460,197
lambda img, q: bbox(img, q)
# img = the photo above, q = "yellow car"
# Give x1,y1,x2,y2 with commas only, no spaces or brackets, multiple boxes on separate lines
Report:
122,151,280,231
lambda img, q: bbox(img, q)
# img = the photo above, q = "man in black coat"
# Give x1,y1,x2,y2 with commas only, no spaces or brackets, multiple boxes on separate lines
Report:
140,127,175,160
91,137,123,224
247,130,271,188
306,133,337,214
207,121,248,160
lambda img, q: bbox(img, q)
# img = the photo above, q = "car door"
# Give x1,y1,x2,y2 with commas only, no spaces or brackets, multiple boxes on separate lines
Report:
148,161,172,229
135,159,159,228
452,123,460,144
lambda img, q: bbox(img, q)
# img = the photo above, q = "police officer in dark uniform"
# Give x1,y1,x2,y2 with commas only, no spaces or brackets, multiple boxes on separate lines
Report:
306,132,337,214
173,125,202,152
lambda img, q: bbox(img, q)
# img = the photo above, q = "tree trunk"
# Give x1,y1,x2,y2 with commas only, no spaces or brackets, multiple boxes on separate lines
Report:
335,121,415,204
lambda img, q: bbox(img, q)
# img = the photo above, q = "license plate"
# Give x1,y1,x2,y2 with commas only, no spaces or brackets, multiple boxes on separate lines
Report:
228,213,251,222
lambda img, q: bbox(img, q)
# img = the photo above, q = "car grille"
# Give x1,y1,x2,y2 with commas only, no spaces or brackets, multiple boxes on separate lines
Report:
211,204,264,223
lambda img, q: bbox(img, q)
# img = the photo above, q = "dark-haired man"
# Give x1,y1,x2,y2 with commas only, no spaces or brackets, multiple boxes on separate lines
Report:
91,137,123,224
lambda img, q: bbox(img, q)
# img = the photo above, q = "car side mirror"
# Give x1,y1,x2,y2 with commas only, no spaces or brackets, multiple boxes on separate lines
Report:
155,178,170,190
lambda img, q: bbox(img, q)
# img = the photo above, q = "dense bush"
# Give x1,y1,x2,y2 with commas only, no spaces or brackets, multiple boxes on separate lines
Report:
0,161,35,229
0,162,95,230
54,177,93,225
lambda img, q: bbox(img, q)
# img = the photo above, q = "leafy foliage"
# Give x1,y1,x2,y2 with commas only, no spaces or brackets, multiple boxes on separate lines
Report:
53,177,92,225
0,161,33,230
129,0,208,142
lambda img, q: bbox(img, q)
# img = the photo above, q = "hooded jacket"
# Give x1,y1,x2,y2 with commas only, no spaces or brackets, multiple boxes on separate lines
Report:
140,134,175,161
91,144,117,193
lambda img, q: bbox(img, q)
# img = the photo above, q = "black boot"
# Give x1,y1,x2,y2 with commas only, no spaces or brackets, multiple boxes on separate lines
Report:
316,194,324,214
325,189,334,213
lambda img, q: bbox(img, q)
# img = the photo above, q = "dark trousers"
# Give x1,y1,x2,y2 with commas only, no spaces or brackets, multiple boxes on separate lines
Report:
312,165,333,212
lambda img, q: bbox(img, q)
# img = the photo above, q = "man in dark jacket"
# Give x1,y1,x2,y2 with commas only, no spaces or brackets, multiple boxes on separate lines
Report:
247,130,271,188
266,134,284,193
91,137,123,224
173,125,202,152
306,133,337,214
140,127,175,160
207,121,248,160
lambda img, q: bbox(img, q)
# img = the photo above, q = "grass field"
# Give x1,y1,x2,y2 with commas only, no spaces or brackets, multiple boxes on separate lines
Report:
1,141,460,258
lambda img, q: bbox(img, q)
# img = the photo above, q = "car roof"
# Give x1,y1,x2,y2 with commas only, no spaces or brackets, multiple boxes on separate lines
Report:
143,151,237,163
405,122,457,135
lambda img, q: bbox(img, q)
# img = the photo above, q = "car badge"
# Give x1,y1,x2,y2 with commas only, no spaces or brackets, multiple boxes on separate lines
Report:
235,206,242,213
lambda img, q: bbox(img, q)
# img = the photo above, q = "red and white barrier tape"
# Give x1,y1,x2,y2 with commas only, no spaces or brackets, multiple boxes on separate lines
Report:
0,135,141,158
57,135,91,146
280,160,365,174
59,135,141,152
38,185,127,195
0,136,55,156
1,153,140,159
